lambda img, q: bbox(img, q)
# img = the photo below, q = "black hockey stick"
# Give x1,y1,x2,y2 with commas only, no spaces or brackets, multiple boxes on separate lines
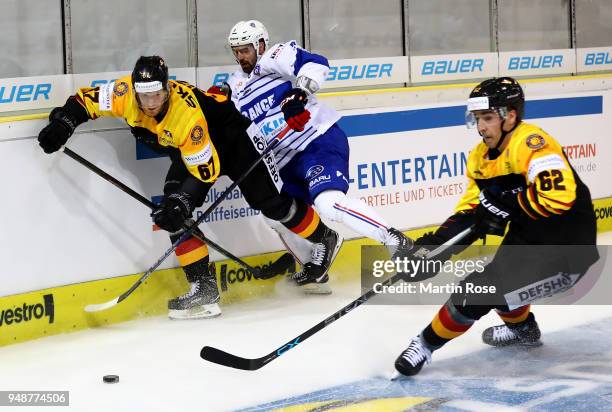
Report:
84,125,291,312
200,225,475,370
63,147,294,279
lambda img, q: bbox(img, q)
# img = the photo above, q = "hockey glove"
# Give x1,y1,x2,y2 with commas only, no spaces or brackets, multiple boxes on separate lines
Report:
38,107,79,153
475,188,513,236
280,88,310,132
130,126,159,146
398,232,448,282
152,192,194,233
206,82,232,100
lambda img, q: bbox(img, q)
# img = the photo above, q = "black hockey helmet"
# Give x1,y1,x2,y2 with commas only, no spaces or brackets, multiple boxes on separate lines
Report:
467,77,525,122
131,56,169,93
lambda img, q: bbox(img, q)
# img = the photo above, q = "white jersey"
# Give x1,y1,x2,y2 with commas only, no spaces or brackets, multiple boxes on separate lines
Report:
227,40,341,169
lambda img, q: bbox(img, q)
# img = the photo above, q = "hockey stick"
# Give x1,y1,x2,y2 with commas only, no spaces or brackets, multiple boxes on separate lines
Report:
84,125,291,312
200,225,475,370
63,147,294,278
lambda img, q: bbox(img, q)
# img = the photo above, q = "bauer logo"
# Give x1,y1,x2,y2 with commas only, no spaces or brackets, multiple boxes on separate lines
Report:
327,63,393,82
421,58,484,75
0,83,52,104
507,55,563,70
0,294,54,327
584,52,612,66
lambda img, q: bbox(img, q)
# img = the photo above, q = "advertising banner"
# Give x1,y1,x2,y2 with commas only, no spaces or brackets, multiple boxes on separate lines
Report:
410,52,498,83
499,48,576,77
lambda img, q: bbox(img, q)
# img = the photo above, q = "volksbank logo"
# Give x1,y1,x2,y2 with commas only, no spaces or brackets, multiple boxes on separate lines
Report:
421,59,484,75
507,55,563,70
584,52,612,66
0,294,54,327
0,83,51,103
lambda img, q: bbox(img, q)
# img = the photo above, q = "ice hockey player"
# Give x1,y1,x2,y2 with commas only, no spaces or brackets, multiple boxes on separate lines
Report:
394,77,599,376
209,20,412,293
37,56,349,319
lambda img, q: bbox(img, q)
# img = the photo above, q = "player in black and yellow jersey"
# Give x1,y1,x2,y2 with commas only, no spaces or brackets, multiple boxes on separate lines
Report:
393,77,599,376
37,56,341,320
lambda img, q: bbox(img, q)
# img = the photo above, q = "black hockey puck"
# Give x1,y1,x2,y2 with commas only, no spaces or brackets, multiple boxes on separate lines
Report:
103,375,119,384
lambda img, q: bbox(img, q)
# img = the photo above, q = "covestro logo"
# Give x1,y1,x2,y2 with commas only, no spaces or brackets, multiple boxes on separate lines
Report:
0,294,54,327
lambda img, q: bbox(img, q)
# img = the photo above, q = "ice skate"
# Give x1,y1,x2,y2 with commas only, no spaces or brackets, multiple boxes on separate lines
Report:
482,313,542,347
394,335,433,377
291,227,343,294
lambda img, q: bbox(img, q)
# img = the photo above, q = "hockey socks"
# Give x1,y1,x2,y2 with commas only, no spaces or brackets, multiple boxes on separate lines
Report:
421,302,476,350
173,235,210,273
283,202,328,243
496,305,531,325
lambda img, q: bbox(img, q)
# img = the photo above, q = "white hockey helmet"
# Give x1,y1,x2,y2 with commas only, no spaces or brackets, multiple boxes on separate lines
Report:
228,20,269,58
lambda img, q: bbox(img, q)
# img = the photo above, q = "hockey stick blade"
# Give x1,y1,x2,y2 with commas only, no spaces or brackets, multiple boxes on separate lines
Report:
84,283,136,312
200,347,265,371
256,253,296,280
200,226,474,371
84,297,119,313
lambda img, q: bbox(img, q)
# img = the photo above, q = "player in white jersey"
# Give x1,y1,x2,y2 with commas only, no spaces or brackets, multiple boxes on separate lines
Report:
211,20,413,289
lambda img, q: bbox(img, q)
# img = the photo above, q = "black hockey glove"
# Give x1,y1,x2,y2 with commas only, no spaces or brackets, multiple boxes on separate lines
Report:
280,88,310,132
475,188,513,236
129,126,160,146
151,192,194,233
398,232,448,282
38,107,79,153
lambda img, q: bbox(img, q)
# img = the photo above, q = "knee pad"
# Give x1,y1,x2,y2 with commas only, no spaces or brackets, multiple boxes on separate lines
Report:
313,190,346,222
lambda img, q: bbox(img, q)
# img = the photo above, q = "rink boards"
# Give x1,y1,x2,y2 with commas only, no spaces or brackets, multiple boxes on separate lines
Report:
0,194,611,347
1,78,612,347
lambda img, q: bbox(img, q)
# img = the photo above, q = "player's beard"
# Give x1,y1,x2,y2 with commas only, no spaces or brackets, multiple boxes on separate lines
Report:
239,59,255,74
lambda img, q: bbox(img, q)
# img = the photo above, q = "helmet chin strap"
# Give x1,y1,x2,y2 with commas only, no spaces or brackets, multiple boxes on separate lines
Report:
483,111,519,160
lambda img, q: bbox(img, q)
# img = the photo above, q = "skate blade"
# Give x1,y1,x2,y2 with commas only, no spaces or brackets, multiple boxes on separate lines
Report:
301,282,332,295
390,370,410,381
520,339,543,347
168,303,222,320
331,234,344,263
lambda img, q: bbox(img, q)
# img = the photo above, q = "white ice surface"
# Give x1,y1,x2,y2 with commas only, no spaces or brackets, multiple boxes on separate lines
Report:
0,232,610,412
